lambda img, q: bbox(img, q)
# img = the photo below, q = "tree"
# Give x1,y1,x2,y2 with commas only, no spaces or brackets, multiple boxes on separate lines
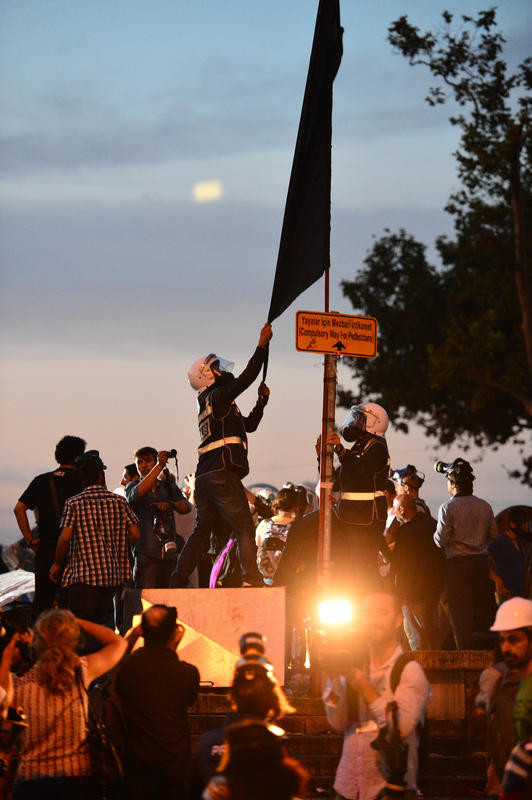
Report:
339,9,532,484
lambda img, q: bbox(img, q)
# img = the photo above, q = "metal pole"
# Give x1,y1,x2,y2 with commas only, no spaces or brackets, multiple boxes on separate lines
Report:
317,267,336,589
317,355,337,589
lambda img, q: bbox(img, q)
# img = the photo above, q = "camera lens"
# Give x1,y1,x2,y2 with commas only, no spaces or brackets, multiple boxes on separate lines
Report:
164,541,177,557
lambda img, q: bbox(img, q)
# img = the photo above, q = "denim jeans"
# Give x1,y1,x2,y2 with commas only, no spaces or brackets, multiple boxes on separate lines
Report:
134,553,174,589
172,469,261,586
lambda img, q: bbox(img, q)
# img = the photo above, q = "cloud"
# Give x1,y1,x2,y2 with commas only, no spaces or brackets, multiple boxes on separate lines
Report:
0,467,35,485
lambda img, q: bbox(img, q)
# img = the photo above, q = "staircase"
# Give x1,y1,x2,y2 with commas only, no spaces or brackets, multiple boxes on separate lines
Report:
189,650,493,799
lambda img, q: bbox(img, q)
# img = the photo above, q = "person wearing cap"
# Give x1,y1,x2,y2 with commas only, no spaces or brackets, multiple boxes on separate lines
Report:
490,597,532,745
49,450,140,626
434,459,498,649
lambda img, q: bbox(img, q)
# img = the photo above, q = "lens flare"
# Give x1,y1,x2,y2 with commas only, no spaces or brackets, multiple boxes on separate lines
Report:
318,599,353,625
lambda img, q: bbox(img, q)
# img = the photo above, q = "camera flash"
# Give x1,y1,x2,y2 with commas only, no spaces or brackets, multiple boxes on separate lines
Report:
318,599,353,625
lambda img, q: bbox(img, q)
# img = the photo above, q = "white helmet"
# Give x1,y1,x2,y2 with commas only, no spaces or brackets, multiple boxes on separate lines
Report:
188,353,235,392
340,402,389,440
490,597,532,631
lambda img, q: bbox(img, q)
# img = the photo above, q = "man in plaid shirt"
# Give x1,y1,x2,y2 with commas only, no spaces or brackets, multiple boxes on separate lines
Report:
50,450,140,626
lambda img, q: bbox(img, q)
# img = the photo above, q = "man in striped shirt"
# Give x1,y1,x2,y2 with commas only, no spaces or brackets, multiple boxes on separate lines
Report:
50,450,140,626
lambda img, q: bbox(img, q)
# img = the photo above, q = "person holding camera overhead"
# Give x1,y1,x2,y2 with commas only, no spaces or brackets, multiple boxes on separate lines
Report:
434,458,498,649
125,447,192,589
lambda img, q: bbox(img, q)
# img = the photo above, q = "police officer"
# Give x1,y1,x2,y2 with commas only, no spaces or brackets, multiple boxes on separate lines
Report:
172,323,272,588
326,402,390,593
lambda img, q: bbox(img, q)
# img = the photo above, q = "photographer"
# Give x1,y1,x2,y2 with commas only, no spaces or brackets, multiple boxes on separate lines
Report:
4,609,127,800
126,447,192,589
322,591,430,800
433,458,498,649
195,632,294,792
114,604,200,800
13,435,86,620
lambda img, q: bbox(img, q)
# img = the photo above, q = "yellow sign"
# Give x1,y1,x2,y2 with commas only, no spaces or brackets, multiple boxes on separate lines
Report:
296,310,377,357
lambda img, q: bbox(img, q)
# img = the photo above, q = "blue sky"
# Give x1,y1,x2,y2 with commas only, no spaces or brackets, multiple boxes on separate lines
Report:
1,0,531,543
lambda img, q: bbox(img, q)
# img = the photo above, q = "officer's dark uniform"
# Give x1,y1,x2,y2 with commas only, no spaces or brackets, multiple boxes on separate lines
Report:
332,432,390,593
173,348,267,587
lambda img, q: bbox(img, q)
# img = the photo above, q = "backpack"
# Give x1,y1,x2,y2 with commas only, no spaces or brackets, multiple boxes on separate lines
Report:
78,670,128,799
390,653,428,768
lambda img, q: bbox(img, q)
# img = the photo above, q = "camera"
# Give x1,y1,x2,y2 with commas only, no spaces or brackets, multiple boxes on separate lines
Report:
166,449,177,459
153,514,178,559
239,631,266,657
0,614,33,674
434,458,473,480
313,625,368,673
234,632,275,682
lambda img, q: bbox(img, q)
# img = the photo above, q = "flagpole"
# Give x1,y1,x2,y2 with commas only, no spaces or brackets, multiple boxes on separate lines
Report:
317,269,336,591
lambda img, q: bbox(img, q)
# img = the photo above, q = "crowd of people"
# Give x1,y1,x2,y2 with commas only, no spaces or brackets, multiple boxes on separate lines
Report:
11,426,532,652
11,321,532,652
0,591,530,799
5,321,532,797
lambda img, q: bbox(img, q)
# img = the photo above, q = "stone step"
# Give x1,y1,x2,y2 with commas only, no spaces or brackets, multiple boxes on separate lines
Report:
297,754,488,783
421,752,487,777
190,692,328,715
189,687,490,800
285,733,343,756
294,754,339,777
427,736,486,757
418,774,486,797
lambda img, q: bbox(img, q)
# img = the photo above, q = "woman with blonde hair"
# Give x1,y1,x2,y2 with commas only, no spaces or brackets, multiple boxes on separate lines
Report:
2,608,127,799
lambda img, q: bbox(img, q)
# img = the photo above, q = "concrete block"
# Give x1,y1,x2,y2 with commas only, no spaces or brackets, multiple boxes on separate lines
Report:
142,587,286,687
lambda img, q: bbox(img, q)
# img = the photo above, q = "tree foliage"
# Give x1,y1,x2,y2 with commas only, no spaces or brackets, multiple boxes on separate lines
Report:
339,9,532,484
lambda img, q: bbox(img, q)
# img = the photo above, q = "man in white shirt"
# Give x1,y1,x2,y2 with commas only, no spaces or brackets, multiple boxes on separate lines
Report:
323,591,431,800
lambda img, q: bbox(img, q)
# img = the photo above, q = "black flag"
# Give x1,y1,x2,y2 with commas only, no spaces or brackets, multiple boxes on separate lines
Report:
267,0,343,323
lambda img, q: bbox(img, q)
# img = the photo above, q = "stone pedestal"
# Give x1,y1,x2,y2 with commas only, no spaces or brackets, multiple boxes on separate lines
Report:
142,587,286,686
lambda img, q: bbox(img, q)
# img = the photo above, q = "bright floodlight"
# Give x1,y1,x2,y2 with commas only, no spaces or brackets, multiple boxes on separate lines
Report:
193,180,223,203
318,599,353,625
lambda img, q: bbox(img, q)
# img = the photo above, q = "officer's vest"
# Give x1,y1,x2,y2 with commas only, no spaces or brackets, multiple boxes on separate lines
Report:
336,435,390,525
196,388,249,478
